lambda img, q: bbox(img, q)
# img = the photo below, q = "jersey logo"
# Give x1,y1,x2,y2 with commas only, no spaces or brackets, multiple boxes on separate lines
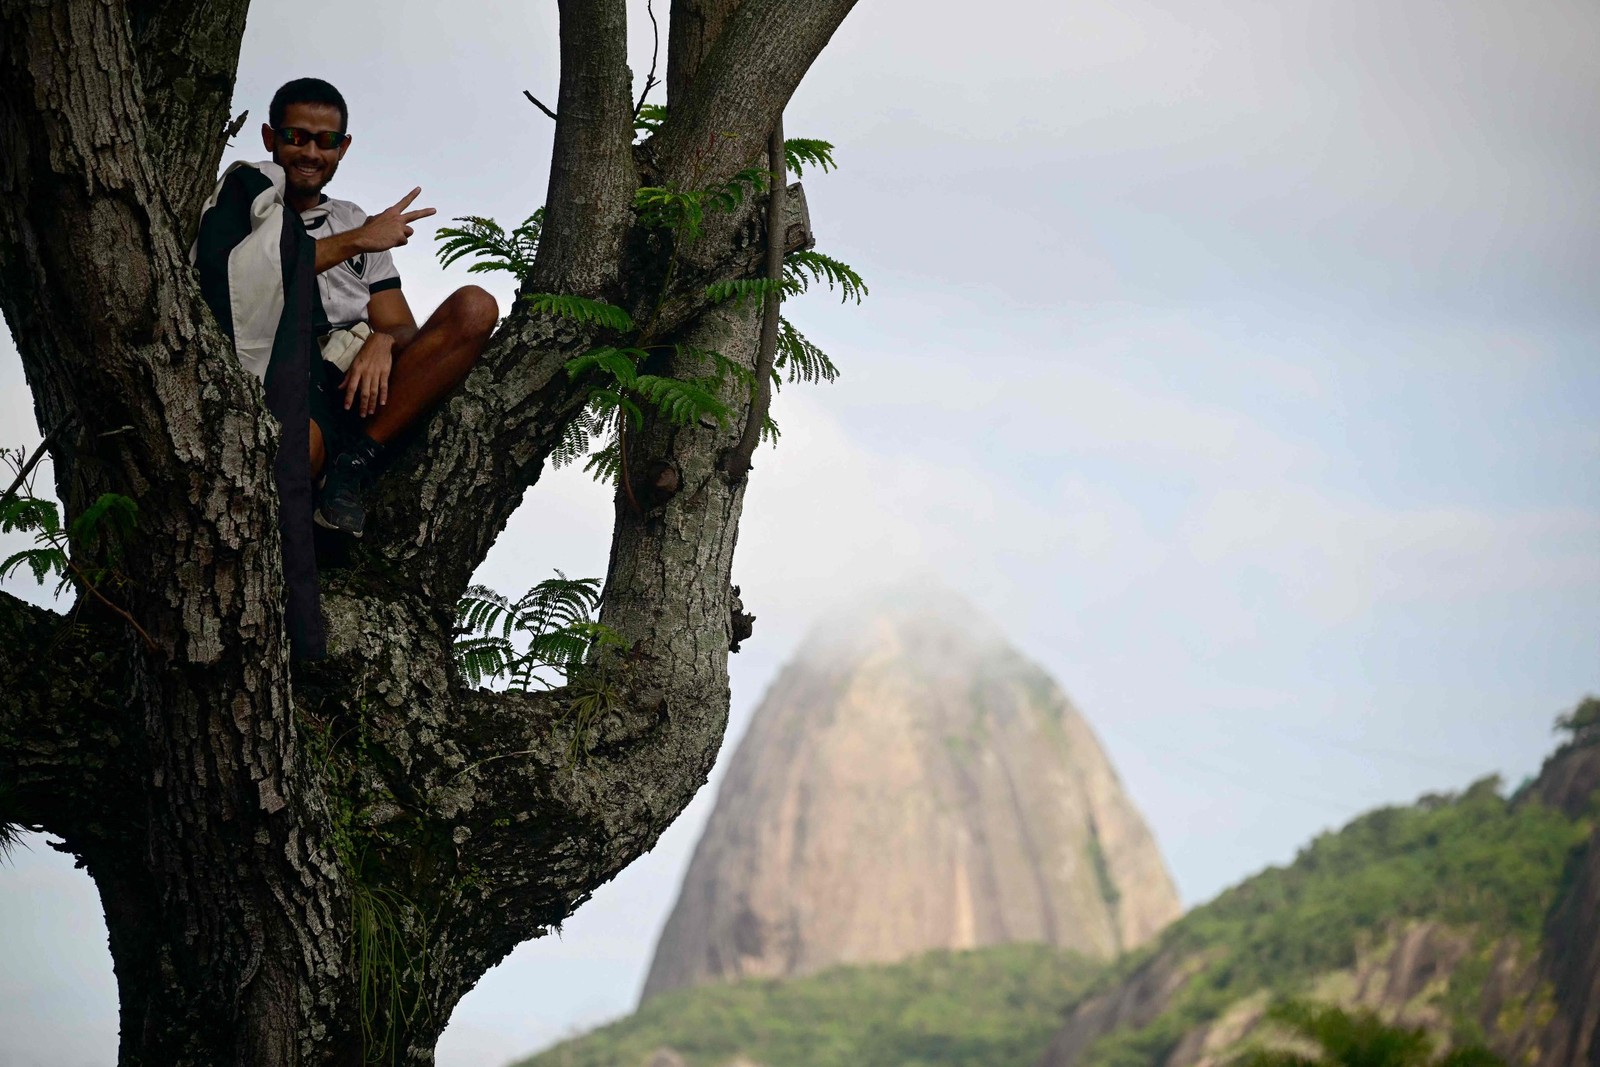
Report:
344,253,367,279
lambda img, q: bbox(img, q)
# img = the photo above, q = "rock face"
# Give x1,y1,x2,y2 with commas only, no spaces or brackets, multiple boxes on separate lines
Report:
641,594,1181,999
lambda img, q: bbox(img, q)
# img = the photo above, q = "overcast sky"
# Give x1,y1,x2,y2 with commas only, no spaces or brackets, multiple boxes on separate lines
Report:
2,1,1597,1064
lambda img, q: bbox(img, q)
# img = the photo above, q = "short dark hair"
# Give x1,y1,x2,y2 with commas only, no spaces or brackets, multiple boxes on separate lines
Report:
269,78,348,132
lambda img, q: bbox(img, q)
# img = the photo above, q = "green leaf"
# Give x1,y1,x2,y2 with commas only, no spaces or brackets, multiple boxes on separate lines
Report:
775,316,841,386
784,250,868,304
784,137,837,177
565,346,643,387
523,293,635,331
0,547,66,586
0,495,60,536
704,277,796,309
453,573,626,691
634,374,732,427
68,493,137,562
435,210,543,282
634,103,669,136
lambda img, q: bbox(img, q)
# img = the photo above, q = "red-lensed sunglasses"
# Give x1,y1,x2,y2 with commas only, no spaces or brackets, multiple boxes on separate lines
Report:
275,126,346,150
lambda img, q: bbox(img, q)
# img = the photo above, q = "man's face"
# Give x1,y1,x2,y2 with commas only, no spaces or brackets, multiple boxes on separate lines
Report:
261,102,350,199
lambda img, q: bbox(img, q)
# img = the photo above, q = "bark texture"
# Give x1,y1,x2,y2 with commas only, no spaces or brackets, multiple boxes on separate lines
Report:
0,0,858,1061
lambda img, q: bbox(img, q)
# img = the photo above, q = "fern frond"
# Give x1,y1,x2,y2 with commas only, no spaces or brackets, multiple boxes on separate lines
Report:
783,250,867,304
775,317,841,386
453,573,620,690
634,103,668,136
435,210,543,281
456,583,517,640
635,186,706,239
784,138,837,177
704,167,770,213
0,547,66,586
634,375,732,427
565,346,643,387
0,495,60,536
760,413,781,446
587,388,644,429
583,438,621,484
704,276,798,309
523,293,635,331
550,418,591,470
69,493,137,562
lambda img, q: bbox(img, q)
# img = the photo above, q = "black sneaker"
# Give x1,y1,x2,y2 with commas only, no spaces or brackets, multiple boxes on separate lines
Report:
315,448,376,537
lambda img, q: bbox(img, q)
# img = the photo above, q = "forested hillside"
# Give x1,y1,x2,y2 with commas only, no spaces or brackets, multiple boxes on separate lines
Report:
520,945,1105,1067
517,712,1599,1067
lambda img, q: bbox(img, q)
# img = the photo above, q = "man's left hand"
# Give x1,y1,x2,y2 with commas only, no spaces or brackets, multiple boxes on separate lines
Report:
342,332,394,417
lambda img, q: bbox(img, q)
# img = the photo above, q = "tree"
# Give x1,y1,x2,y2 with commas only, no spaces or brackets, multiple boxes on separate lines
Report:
1554,696,1600,750
1233,1000,1504,1067
0,0,859,1062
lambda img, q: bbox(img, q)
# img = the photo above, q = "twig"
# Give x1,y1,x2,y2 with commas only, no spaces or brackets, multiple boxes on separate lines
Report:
523,90,558,122
633,0,662,121
616,415,642,515
64,556,159,653
0,429,60,508
721,117,786,482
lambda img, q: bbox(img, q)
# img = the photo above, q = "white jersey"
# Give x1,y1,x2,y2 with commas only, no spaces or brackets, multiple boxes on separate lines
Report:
300,196,402,331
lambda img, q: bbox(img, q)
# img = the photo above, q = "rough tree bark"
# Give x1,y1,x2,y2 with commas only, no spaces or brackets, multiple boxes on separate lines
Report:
0,0,858,1062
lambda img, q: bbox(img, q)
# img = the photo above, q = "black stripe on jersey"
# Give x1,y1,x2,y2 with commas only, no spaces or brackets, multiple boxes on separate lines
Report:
369,277,403,294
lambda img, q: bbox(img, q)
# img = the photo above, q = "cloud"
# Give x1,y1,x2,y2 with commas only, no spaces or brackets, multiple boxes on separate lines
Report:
1183,487,1600,622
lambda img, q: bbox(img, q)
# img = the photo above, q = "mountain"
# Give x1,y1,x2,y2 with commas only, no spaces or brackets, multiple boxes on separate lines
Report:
514,708,1598,1067
640,592,1181,999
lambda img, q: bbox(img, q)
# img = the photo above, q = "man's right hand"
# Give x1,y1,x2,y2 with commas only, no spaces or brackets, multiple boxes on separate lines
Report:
354,187,436,252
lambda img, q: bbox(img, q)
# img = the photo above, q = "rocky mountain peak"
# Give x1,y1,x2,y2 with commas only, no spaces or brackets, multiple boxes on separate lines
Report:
640,592,1182,999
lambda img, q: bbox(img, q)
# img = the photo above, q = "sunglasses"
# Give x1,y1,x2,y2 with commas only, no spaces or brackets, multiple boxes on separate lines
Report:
275,126,346,150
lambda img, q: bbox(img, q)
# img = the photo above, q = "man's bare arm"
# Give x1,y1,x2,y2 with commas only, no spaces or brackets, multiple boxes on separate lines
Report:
367,289,420,352
314,187,435,275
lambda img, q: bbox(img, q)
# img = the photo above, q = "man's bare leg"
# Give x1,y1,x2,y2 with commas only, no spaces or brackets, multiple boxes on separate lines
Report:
364,285,498,443
310,420,327,479
314,285,497,536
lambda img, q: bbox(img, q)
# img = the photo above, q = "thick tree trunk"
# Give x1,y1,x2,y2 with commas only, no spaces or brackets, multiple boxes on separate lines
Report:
0,0,858,1061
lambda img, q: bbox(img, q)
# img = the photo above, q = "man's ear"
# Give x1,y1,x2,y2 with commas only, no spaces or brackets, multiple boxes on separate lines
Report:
261,122,275,153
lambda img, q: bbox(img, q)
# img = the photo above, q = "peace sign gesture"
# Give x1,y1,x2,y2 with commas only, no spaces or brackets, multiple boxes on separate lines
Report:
355,187,436,252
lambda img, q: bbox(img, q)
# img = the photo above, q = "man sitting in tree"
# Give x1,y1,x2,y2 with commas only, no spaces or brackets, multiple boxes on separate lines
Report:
195,77,498,540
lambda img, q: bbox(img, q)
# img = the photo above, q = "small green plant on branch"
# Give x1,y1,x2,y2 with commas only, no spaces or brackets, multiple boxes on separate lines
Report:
454,572,627,692
433,125,863,489
0,444,153,650
454,572,631,765
434,209,543,280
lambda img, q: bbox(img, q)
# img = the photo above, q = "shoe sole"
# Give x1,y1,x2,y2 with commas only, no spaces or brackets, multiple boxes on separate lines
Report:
313,509,364,538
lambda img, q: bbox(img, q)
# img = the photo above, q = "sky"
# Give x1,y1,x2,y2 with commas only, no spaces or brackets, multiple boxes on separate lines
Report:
1,0,1597,1064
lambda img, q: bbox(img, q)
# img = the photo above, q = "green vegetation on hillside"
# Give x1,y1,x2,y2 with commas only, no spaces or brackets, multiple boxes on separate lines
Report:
518,944,1105,1067
516,738,1593,1067
1234,1000,1504,1067
1080,779,1589,1067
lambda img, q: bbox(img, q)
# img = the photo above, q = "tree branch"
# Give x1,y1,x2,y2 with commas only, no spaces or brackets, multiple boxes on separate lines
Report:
531,0,639,296
633,0,662,119
523,89,559,121
722,119,785,481
654,0,859,189
666,0,745,109
0,591,138,843
128,0,253,226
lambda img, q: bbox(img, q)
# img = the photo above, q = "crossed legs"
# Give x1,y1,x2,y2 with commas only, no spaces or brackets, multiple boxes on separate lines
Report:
310,285,499,477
